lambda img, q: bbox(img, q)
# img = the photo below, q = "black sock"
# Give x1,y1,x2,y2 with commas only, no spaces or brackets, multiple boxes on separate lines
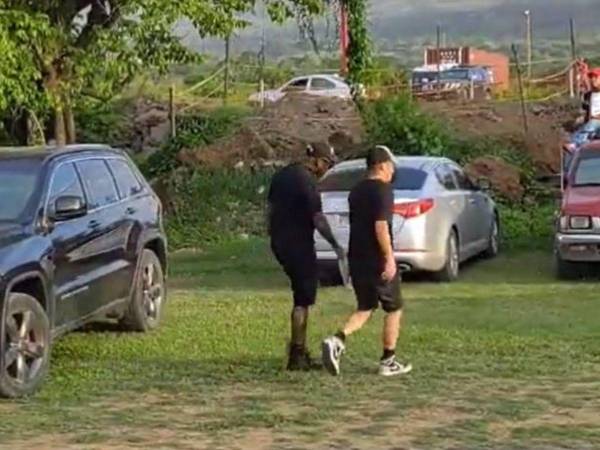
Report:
335,331,346,342
382,349,395,361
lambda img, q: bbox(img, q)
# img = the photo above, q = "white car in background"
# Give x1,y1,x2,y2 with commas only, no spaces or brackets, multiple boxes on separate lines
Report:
249,74,353,104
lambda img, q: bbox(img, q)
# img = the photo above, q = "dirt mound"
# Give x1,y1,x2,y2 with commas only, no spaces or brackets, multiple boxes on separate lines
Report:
178,94,365,169
465,156,524,201
422,99,580,175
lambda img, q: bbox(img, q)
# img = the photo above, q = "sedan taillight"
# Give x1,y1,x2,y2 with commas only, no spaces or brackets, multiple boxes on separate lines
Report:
393,199,434,219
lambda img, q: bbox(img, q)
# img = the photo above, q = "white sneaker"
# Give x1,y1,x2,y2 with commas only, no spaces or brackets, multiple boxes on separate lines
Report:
379,357,412,377
322,336,346,376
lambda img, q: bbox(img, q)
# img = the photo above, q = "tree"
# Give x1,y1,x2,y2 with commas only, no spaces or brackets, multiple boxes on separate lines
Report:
0,0,324,145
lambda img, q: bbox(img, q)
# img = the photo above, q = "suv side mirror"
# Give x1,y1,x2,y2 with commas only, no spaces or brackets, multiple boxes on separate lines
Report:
52,195,87,221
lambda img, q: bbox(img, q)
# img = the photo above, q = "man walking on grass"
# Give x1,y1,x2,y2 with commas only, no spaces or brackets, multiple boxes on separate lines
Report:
268,142,345,371
322,146,412,377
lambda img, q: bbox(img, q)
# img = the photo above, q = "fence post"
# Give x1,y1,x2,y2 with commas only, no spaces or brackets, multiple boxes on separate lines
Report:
569,65,575,99
511,44,529,136
469,79,475,101
169,84,176,138
224,35,230,106
260,79,265,109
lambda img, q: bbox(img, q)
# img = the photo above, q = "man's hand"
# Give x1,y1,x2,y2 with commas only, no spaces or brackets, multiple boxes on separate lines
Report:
382,256,397,282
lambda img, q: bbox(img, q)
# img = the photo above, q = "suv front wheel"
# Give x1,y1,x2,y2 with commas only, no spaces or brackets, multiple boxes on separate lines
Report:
0,293,50,398
121,249,166,332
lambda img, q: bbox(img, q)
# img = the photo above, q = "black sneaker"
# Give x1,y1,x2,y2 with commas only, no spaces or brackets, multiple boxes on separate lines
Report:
287,346,321,371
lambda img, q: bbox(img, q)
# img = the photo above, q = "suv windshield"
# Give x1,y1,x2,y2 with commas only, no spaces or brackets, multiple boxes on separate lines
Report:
0,158,42,221
573,151,600,186
320,166,428,192
442,70,470,81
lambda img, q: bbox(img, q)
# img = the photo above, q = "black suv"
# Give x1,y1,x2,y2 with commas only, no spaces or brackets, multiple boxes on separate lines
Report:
0,145,167,398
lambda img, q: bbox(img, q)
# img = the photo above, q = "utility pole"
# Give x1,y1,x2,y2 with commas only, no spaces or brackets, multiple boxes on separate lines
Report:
436,24,442,92
569,18,577,60
524,10,532,79
224,34,230,105
511,44,529,136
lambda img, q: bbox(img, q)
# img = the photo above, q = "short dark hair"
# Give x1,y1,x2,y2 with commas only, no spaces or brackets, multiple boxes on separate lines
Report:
367,145,394,169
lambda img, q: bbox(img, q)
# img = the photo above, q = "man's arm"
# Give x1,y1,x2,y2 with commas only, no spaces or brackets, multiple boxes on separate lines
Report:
375,220,396,281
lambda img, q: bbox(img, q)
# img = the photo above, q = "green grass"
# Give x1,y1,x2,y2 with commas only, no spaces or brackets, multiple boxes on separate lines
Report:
2,239,600,449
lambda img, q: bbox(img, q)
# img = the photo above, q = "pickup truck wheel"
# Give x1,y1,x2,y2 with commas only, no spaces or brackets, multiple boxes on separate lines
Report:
121,250,166,332
555,253,579,280
434,231,460,282
0,293,50,398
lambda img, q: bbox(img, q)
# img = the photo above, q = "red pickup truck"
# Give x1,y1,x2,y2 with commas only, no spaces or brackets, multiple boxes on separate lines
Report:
555,141,600,278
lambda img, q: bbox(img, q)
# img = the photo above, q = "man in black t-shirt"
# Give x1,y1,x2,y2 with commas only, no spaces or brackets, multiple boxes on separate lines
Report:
268,143,344,371
322,146,412,377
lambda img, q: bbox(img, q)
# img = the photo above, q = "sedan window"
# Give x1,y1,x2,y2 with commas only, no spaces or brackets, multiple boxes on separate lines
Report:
436,165,458,191
283,78,308,92
76,159,119,209
310,77,337,91
320,167,428,192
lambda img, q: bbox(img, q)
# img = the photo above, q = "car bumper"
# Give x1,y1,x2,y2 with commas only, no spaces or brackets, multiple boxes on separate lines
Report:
555,233,600,262
316,250,446,273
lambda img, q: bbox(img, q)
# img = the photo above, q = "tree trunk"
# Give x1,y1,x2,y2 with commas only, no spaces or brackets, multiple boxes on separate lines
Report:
63,97,76,144
54,106,67,146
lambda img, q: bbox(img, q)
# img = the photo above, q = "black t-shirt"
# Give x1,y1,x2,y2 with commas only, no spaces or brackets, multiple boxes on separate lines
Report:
268,163,322,246
348,179,394,277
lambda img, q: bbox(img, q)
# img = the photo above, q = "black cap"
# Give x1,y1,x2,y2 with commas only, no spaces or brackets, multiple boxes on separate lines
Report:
366,145,394,168
307,142,336,162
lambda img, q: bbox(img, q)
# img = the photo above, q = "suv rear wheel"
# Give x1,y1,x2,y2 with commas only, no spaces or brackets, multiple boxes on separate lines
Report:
0,293,50,398
121,250,166,332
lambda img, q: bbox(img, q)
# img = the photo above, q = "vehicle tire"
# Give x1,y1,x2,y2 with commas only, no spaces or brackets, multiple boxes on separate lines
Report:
0,293,51,398
483,216,500,259
121,249,166,332
434,230,460,282
555,253,579,280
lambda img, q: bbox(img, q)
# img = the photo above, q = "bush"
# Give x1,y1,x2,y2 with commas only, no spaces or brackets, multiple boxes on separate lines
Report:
163,169,273,249
498,201,557,250
361,94,449,156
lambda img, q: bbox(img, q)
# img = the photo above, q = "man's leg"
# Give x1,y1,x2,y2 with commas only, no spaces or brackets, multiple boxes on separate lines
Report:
322,278,377,376
378,276,412,377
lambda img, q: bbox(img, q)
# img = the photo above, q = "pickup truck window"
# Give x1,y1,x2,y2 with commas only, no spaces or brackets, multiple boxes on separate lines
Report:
573,153,600,186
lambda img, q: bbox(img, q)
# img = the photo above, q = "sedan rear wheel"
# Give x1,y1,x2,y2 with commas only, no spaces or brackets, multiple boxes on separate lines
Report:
483,217,500,258
0,293,50,398
434,231,460,282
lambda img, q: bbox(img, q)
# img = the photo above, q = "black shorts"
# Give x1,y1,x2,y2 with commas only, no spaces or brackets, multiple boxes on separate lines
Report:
352,273,403,313
271,240,317,308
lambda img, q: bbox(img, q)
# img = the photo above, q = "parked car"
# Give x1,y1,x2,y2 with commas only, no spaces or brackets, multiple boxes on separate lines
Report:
0,145,167,398
248,74,353,104
555,142,600,278
315,156,499,283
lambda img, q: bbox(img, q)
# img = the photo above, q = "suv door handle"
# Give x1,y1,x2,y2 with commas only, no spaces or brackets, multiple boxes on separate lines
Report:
88,220,101,229
126,207,137,215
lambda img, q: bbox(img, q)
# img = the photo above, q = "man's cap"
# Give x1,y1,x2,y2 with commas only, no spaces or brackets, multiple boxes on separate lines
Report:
306,142,336,161
589,68,600,78
367,145,395,168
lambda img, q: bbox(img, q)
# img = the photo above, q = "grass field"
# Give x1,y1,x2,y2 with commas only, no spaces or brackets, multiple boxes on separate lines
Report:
2,239,600,449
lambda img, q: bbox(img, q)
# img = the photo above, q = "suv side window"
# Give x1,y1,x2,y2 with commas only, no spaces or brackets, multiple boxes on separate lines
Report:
451,166,475,190
48,163,86,208
436,164,458,190
76,159,119,209
108,159,143,199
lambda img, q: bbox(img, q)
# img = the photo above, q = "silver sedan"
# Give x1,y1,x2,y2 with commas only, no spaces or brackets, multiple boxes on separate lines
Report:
315,156,499,282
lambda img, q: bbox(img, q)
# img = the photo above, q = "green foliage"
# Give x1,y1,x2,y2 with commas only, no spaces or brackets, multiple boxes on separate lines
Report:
498,202,556,250
163,169,273,249
75,100,131,145
361,95,448,156
345,0,373,84
141,106,250,179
